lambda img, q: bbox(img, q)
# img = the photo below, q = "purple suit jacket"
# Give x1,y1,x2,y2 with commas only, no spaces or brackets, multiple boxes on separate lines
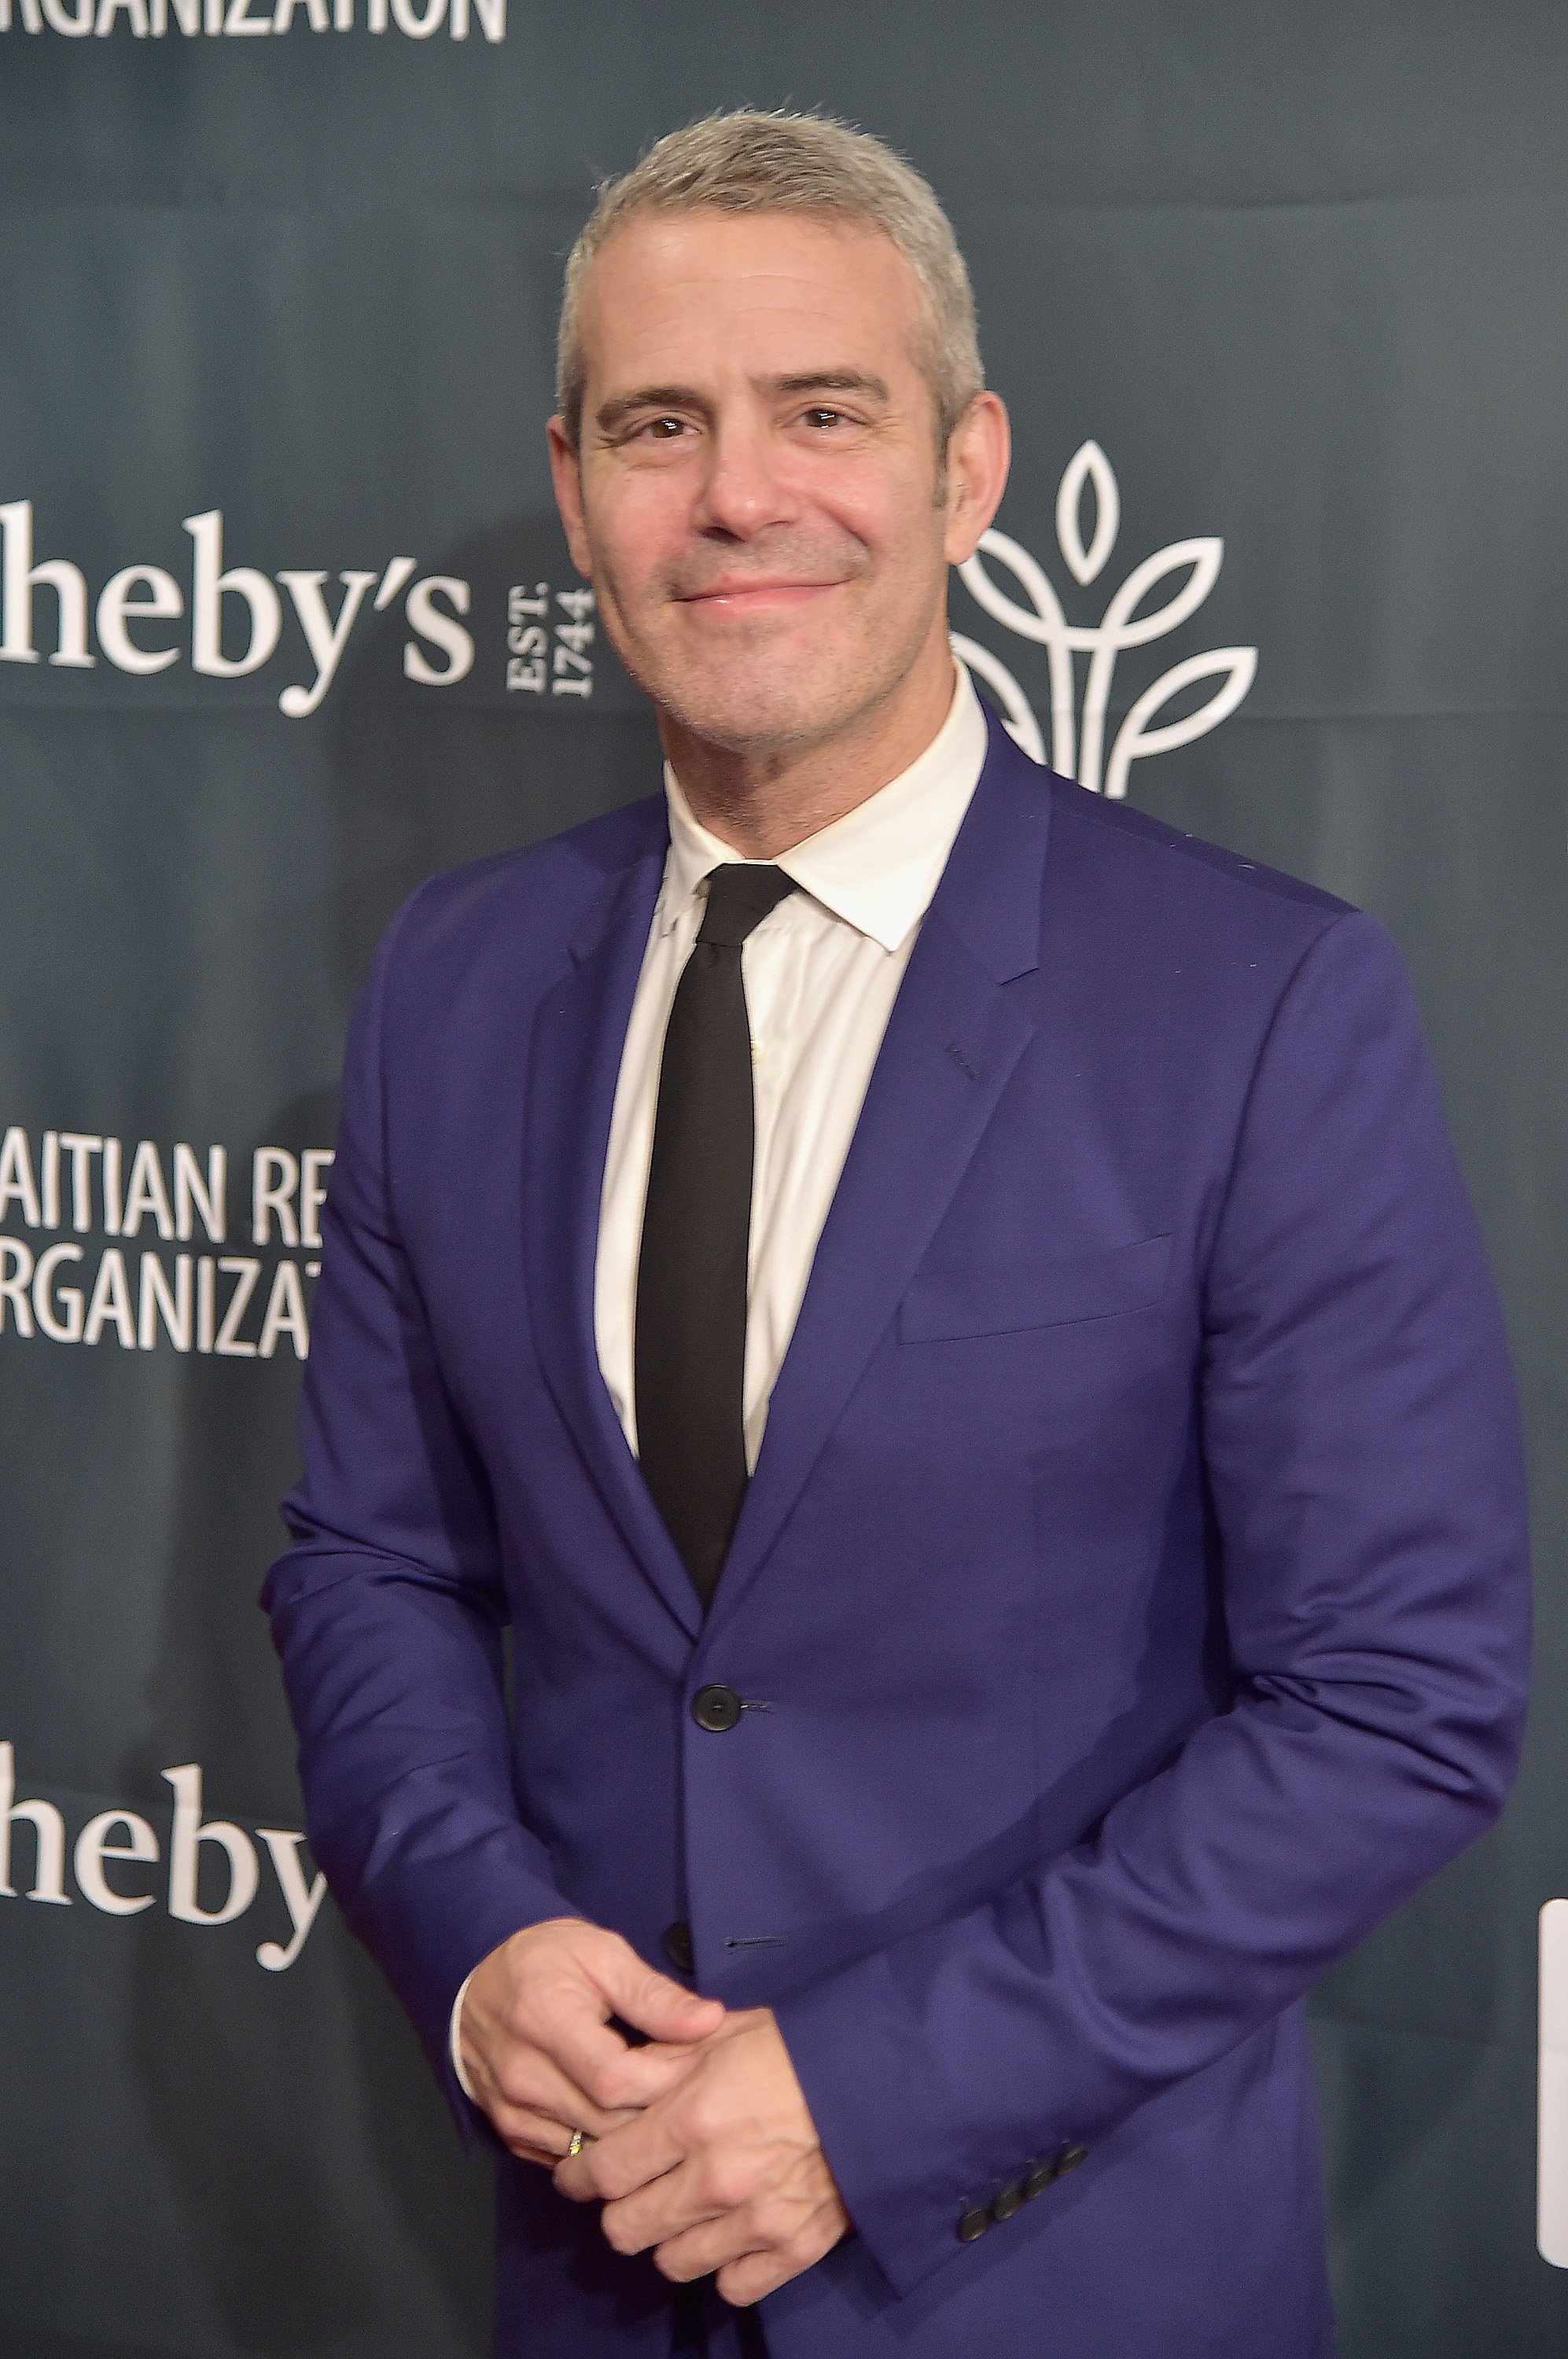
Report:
264,713,1529,2359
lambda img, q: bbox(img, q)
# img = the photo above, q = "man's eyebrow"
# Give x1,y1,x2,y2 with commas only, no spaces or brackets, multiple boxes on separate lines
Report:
770,370,891,403
594,385,706,435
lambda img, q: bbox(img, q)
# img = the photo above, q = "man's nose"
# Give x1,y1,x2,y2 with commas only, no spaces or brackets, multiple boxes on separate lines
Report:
691,417,798,538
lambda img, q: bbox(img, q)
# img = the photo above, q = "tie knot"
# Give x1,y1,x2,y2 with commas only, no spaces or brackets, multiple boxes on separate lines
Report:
696,863,797,949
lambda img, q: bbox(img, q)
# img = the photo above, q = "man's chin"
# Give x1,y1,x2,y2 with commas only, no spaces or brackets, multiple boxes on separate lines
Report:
615,620,925,761
667,708,830,757
652,678,863,760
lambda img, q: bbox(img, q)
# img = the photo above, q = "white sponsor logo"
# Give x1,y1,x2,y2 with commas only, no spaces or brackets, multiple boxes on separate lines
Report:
1541,1901,1568,2265
1,1742,326,1971
0,502,473,715
0,1126,329,1360
0,505,597,716
951,441,1257,798
2,0,501,39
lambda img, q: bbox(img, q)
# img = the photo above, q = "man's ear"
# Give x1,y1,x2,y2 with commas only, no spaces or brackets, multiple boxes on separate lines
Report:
547,414,594,581
942,392,1011,566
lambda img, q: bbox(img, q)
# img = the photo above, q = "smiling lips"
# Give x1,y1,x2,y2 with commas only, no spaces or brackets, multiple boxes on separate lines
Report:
675,578,845,613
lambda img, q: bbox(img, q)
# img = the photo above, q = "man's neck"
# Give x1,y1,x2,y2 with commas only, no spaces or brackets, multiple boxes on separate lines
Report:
660,639,960,860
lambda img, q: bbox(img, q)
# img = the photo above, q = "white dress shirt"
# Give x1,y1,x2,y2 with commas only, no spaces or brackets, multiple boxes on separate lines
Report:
595,661,988,1473
450,661,989,2094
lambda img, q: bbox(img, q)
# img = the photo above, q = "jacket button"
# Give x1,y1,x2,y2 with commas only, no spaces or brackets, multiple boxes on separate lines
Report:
956,2206,992,2243
1021,2158,1054,2201
991,2181,1024,2222
662,1919,695,1976
1056,2142,1088,2177
692,1684,743,1732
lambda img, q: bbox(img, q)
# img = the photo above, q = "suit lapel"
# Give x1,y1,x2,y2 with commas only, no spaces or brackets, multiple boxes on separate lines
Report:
522,817,705,1642
705,722,1053,1638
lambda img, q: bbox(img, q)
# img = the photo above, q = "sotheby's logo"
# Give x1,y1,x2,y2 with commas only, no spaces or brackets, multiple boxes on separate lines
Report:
0,502,598,716
951,442,1257,799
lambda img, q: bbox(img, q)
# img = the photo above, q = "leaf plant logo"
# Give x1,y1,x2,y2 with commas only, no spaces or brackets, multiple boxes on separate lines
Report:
951,441,1257,798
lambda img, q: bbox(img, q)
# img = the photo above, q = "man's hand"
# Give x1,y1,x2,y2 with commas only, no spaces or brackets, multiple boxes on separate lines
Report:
552,2005,850,2306
459,1917,726,2167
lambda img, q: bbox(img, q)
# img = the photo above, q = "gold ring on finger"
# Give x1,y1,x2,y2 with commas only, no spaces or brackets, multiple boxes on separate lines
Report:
566,2129,586,2157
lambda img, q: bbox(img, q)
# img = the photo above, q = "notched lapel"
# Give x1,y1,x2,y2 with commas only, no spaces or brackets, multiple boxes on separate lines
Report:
521,838,705,1640
706,728,1052,1634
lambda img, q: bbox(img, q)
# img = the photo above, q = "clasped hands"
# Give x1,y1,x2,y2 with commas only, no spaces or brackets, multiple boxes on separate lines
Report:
459,1916,849,2306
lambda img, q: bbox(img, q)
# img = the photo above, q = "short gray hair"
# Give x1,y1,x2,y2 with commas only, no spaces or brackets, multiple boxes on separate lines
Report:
556,109,985,453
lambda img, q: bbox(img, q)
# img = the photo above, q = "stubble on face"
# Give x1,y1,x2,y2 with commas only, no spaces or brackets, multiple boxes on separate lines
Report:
620,522,917,760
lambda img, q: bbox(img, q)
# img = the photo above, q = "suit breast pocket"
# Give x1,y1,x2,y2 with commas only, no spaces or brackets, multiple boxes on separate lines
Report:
898,1233,1172,1342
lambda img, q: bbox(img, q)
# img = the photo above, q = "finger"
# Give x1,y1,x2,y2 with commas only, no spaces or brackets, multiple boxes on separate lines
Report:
498,2120,573,2167
589,1949,727,2052
547,1984,714,2114
597,2164,725,2258
716,2250,800,2306
488,2103,601,2161
655,2176,845,2293
651,2210,768,2285
553,2100,689,2206
715,2214,845,2308
476,2040,634,2141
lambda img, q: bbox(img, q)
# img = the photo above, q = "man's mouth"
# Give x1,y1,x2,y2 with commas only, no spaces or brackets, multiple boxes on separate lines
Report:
674,578,844,613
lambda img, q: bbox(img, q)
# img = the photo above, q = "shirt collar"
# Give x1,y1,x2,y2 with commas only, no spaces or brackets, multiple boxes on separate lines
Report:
657,663,989,955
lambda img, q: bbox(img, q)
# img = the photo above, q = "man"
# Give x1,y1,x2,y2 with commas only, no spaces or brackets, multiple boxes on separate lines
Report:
264,110,1530,2359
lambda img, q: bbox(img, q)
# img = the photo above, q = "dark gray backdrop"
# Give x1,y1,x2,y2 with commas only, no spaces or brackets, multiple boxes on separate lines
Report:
2,7,1565,2353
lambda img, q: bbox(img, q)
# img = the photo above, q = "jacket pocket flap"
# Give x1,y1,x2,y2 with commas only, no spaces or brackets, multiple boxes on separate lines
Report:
900,1234,1172,1342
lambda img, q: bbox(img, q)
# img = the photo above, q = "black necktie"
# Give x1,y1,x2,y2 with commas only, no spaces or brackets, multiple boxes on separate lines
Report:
635,862,797,1609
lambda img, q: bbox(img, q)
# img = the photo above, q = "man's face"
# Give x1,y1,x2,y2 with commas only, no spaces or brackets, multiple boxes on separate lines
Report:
550,209,975,760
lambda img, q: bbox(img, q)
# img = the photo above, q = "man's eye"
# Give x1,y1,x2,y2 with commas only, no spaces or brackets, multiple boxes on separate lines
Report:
642,416,687,441
801,407,847,430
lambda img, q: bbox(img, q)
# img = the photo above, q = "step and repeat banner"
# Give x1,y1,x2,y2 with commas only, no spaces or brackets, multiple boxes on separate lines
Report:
2,8,1565,2355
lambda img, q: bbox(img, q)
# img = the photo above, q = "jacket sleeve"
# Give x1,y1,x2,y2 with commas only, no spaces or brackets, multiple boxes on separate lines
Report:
772,908,1531,2298
261,890,569,2126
